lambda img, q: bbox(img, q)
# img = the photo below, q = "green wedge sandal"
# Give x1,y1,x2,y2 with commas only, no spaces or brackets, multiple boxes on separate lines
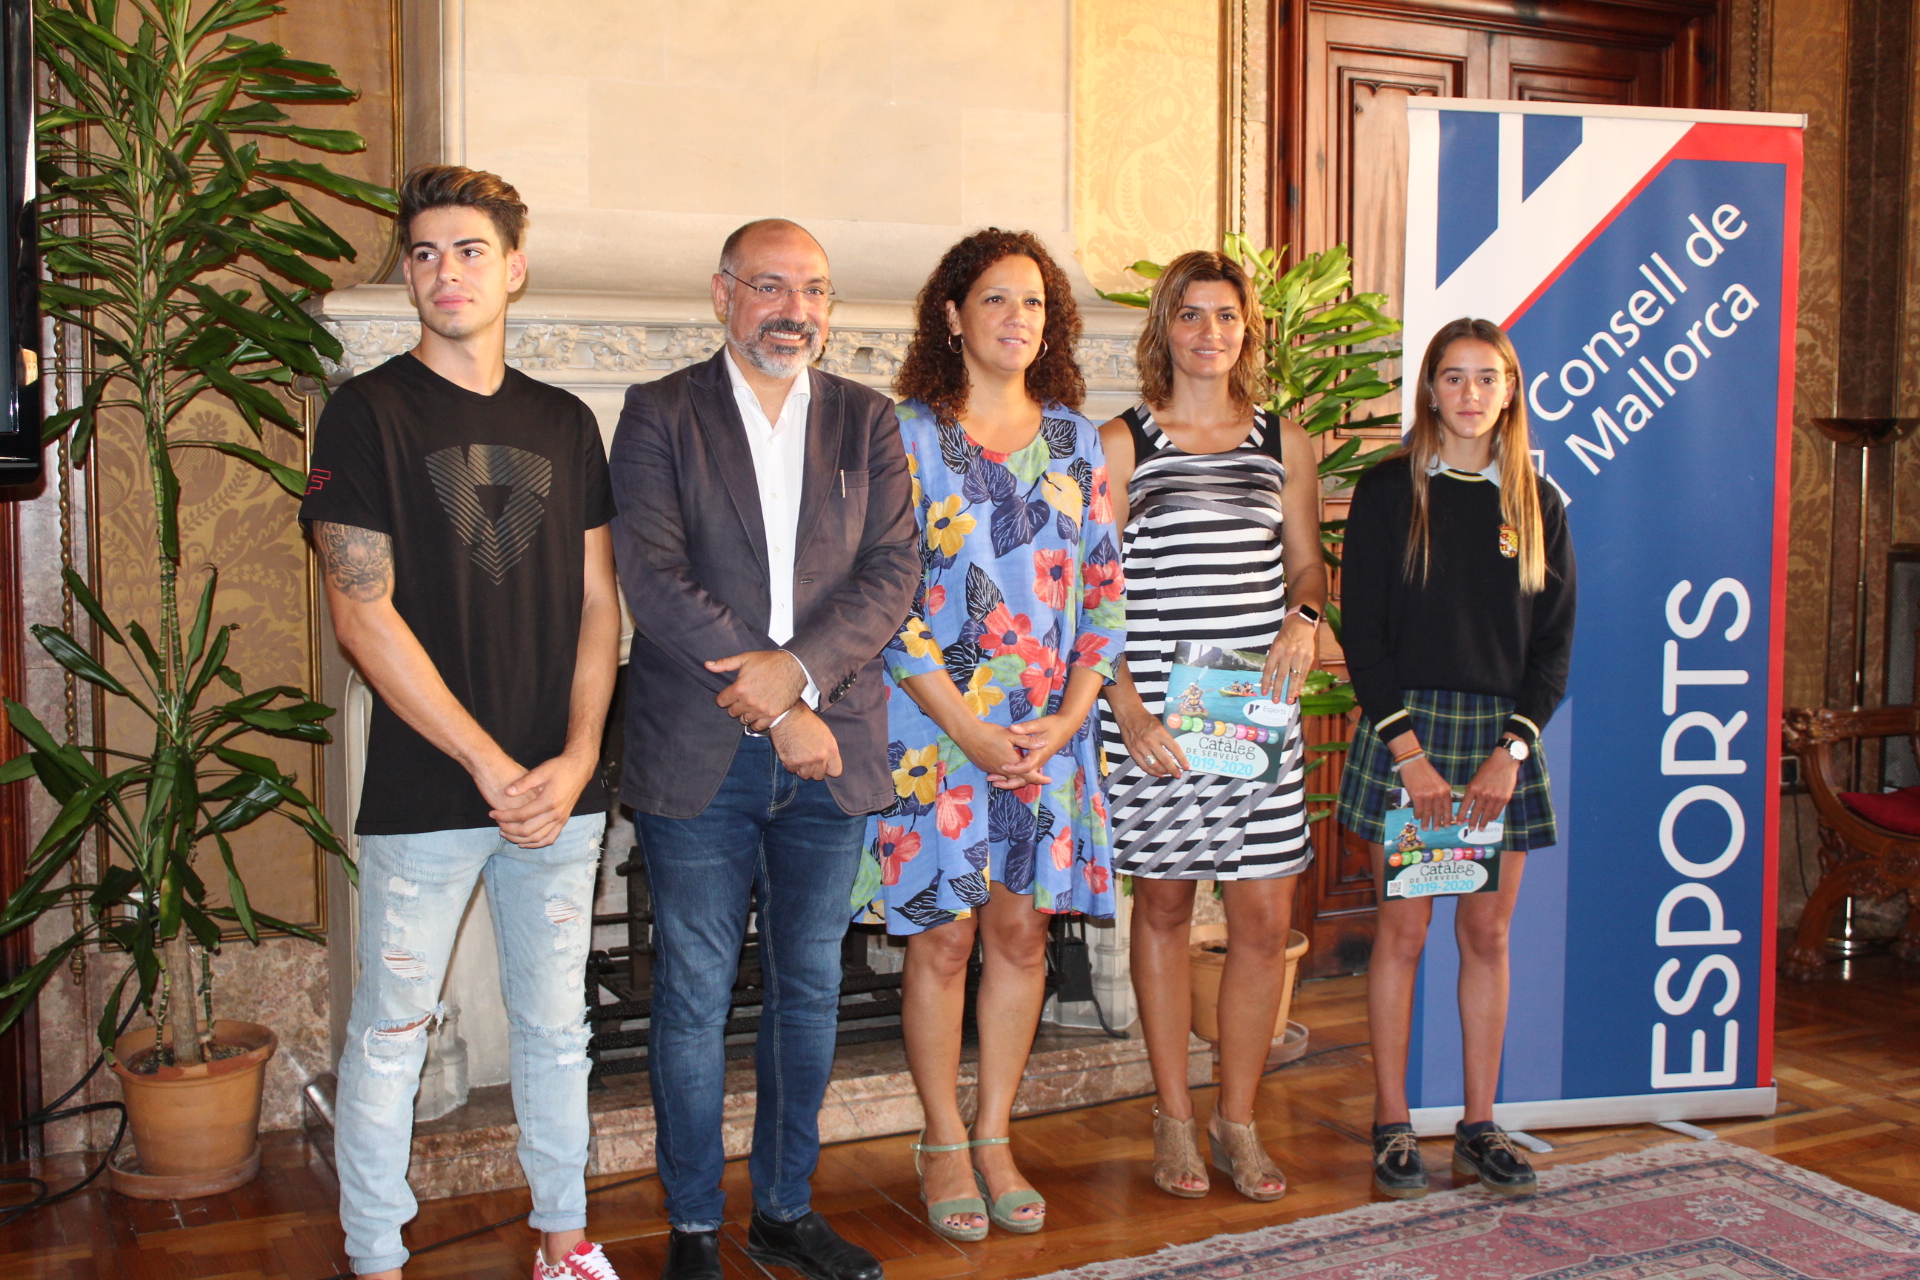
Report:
970,1136,1047,1234
910,1131,988,1242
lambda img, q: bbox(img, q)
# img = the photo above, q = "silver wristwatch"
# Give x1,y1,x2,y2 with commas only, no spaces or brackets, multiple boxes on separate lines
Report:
1503,735,1531,763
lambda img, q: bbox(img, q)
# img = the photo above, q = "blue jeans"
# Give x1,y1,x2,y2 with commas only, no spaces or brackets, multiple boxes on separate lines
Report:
634,735,866,1231
333,813,605,1275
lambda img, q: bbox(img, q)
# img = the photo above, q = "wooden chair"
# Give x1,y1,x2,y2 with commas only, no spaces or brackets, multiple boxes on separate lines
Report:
1780,705,1920,978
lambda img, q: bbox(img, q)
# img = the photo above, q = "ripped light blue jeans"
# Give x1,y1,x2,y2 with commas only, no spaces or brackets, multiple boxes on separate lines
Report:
334,813,605,1275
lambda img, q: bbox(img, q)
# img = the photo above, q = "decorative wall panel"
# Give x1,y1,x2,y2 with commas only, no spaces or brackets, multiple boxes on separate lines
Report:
1071,0,1223,294
1770,0,1844,718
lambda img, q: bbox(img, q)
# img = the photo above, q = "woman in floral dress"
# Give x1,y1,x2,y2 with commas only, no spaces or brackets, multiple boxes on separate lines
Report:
852,229,1123,1241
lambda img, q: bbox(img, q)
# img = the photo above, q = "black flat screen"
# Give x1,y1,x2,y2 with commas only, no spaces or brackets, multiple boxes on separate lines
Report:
0,0,39,486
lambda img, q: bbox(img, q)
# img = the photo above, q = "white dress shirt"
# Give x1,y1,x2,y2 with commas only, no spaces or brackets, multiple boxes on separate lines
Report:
722,347,819,713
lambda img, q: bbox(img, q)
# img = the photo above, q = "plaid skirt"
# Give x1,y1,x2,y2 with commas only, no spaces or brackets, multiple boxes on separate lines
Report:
1336,689,1557,852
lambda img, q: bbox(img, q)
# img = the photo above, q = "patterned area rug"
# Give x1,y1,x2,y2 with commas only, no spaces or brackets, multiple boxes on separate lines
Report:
1038,1140,1920,1280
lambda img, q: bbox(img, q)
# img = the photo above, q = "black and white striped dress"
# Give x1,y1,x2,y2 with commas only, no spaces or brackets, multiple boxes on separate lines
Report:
1100,406,1312,879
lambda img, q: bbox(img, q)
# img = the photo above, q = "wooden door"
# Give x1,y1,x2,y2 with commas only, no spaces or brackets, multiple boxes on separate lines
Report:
1271,0,1725,978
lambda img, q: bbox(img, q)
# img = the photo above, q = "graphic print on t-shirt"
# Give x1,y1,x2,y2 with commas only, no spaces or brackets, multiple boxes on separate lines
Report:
424,442,553,583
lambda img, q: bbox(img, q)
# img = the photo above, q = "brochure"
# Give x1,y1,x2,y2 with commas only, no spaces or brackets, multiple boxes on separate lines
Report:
1161,641,1299,785
1381,787,1504,899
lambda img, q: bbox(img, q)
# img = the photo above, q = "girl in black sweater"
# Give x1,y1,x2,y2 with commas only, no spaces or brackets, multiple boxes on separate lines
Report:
1337,317,1576,1201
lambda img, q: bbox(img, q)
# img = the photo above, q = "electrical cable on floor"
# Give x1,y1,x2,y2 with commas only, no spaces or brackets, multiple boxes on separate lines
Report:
0,1006,139,1227
1081,968,1129,1040
317,1168,662,1280
1047,919,1128,1040
0,1101,126,1226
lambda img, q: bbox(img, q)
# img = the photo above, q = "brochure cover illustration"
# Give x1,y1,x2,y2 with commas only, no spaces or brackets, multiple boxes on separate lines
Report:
1382,786,1504,899
1162,641,1300,785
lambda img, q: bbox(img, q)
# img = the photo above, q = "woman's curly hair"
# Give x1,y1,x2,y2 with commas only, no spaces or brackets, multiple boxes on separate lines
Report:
894,228,1085,423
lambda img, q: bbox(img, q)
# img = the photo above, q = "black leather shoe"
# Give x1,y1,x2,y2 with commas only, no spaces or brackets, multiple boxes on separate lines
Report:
1452,1120,1538,1196
746,1210,882,1280
661,1227,722,1280
1371,1122,1429,1199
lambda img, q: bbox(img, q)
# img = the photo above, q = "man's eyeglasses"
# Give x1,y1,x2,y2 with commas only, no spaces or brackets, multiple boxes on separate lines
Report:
722,269,835,303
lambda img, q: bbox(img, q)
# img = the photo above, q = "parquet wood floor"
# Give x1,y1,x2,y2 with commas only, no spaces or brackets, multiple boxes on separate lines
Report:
3,946,1916,1280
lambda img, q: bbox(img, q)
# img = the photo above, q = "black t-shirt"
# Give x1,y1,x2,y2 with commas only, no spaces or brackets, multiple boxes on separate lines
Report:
299,353,616,835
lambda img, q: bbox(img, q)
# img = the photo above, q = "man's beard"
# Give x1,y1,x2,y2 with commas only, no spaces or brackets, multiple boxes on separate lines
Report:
735,317,822,379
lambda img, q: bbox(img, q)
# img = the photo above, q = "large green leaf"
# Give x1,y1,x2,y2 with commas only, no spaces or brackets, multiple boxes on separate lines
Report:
245,241,336,292
259,279,345,359
38,280,116,311
198,364,304,433
244,77,356,104
0,939,86,1037
179,901,223,951
185,567,218,668
200,38,300,73
255,157,397,212
43,11,133,55
227,121,363,154
175,439,306,495
207,904,320,943
30,624,130,696
233,707,328,741
31,779,110,862
186,624,234,705
3,700,101,785
211,832,256,941
200,771,281,834
209,743,283,779
61,567,125,646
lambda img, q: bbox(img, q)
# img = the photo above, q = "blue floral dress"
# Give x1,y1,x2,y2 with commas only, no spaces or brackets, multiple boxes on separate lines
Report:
852,400,1126,935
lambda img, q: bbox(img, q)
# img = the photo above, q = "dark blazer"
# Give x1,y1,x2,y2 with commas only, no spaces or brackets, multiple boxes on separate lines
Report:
609,351,919,819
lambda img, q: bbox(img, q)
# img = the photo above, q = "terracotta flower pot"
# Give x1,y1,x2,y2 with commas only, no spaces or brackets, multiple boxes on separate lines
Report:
109,1019,276,1197
1188,926,1310,1044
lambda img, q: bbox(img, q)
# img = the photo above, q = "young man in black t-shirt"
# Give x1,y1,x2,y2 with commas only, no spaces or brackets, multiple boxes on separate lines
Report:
301,167,623,1280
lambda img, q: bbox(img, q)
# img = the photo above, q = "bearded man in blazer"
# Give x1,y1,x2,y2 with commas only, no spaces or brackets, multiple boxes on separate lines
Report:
609,219,916,1280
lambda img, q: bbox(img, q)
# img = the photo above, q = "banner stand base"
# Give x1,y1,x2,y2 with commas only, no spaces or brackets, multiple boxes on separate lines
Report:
1409,1086,1777,1138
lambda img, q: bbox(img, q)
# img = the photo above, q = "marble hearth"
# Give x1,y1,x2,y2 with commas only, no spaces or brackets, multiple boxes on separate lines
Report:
304,1024,1209,1201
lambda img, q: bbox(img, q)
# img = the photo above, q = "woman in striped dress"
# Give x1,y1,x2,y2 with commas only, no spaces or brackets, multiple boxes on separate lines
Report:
1098,251,1328,1201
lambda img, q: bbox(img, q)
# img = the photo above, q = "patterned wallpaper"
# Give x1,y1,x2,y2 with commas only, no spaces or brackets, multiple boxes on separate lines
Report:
94,401,323,926
1771,0,1920,704
1071,0,1223,295
1772,0,1846,715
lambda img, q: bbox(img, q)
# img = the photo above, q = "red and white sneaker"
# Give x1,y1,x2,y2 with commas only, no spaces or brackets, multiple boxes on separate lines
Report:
534,1240,621,1280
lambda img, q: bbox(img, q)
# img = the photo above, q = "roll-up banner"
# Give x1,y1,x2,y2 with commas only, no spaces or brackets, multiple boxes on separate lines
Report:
1397,100,1803,1134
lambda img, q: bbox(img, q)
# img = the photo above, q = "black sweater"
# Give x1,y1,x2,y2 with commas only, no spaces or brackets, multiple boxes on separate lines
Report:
1339,455,1576,745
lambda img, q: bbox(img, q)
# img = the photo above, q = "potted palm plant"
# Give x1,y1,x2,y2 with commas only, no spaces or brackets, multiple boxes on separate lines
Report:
0,0,393,1196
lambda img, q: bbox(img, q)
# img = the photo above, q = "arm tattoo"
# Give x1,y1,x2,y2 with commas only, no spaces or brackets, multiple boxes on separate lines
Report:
314,523,394,603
